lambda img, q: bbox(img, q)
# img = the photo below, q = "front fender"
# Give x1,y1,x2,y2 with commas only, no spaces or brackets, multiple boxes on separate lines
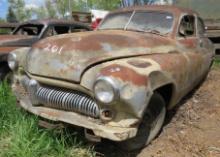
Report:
81,58,165,118
9,47,31,69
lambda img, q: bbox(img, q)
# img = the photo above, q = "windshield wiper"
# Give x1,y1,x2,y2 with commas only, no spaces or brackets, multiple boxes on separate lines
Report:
126,28,165,36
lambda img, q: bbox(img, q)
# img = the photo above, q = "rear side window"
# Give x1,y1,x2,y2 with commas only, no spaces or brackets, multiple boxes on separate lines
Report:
179,15,195,37
54,26,70,34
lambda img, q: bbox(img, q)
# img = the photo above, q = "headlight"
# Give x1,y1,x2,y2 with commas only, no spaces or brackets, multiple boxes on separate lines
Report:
8,53,18,70
94,77,118,104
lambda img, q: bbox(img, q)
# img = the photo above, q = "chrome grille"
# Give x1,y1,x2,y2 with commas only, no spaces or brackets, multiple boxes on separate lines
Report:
35,87,99,118
21,76,100,118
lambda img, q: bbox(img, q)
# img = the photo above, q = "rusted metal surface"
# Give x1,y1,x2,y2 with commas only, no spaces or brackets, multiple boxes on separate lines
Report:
11,5,214,142
0,23,19,28
0,19,91,57
12,83,137,141
27,30,172,82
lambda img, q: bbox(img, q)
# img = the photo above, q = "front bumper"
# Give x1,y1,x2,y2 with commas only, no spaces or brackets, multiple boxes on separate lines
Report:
12,84,138,142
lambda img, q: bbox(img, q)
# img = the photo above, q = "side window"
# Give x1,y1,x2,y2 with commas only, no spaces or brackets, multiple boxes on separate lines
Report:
54,26,70,34
179,15,195,37
70,26,89,33
197,17,205,36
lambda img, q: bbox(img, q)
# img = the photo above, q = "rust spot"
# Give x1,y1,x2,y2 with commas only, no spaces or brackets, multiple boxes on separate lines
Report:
41,111,60,117
100,64,148,86
127,60,151,68
0,47,20,53
33,30,173,53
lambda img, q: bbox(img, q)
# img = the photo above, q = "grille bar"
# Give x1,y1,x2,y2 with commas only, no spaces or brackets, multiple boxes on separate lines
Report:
34,86,100,118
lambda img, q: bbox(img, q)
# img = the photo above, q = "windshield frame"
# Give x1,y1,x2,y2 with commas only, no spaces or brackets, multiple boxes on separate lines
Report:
98,10,175,36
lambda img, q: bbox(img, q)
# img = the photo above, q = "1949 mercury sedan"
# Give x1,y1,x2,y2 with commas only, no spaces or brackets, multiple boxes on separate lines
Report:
9,5,214,150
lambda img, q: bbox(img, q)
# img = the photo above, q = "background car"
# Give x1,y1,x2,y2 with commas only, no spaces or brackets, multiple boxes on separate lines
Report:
0,19,91,80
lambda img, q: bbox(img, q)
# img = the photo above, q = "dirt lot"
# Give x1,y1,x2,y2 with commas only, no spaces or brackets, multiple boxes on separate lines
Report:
95,67,220,157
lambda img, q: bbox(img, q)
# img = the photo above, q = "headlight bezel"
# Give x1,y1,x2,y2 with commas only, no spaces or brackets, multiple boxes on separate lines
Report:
8,53,18,71
94,77,119,104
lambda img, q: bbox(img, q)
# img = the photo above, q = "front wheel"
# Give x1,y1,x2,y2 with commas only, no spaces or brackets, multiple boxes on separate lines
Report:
118,92,166,151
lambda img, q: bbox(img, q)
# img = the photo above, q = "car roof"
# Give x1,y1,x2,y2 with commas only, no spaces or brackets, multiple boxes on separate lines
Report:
0,22,19,28
111,5,197,16
20,19,90,28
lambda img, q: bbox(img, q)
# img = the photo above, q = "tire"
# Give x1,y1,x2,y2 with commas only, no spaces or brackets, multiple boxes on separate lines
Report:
0,66,11,83
118,92,166,151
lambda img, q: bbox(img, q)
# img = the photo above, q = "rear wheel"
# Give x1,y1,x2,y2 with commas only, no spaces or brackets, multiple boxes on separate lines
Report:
118,92,166,151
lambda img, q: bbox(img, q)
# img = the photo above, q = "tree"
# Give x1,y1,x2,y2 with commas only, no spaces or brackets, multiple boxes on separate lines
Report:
34,6,48,19
45,0,58,18
54,0,70,18
6,7,18,22
8,0,32,22
86,0,121,10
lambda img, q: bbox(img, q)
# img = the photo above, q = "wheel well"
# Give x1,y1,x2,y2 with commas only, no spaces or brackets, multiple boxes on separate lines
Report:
154,84,173,106
0,61,10,72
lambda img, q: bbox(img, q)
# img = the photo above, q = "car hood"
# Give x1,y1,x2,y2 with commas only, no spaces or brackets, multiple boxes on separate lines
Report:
27,30,175,82
0,35,38,50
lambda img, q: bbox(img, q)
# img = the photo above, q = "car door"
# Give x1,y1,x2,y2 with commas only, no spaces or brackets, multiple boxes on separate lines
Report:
196,17,214,74
177,14,204,92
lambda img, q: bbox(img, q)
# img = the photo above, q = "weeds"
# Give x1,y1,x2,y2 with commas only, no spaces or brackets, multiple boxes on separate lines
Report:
213,58,220,67
0,82,94,157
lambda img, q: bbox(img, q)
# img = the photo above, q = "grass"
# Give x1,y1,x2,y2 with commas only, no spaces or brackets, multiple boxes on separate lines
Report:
213,58,220,67
0,82,95,157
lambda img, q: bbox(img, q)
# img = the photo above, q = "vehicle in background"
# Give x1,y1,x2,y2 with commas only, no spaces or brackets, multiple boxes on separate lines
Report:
72,11,92,25
0,19,91,80
72,10,109,30
0,23,19,35
10,5,214,151
205,20,220,57
91,10,109,29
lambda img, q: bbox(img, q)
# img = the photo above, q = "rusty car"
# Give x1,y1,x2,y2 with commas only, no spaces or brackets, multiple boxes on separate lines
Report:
0,19,91,80
9,5,214,150
0,22,18,35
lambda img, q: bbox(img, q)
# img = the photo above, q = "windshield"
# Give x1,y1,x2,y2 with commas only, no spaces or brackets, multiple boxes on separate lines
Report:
99,11,174,35
13,24,44,36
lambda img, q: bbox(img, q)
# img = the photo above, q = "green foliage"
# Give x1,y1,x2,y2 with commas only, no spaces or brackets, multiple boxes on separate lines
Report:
8,0,32,22
7,0,122,20
213,58,220,67
55,0,71,18
34,6,48,19
6,7,17,23
45,0,58,18
87,0,121,10
0,83,94,157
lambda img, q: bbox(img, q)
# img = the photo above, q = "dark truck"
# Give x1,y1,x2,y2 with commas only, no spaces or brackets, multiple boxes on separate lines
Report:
0,19,91,80
174,0,220,57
